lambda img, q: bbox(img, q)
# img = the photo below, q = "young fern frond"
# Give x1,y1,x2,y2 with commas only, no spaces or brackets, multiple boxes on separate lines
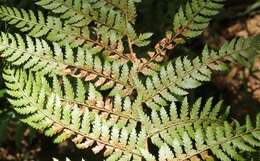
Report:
0,33,135,96
140,36,260,110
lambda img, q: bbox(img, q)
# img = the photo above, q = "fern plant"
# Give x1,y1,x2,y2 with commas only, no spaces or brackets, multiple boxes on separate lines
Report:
0,0,260,160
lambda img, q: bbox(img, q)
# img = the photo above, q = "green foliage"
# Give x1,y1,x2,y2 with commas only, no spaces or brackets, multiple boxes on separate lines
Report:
0,6,86,48
3,68,141,158
136,0,228,75
173,0,225,41
0,32,134,95
141,36,260,110
0,0,260,161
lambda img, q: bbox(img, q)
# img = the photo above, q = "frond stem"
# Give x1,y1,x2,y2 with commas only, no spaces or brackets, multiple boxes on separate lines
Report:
60,97,140,122
147,118,224,138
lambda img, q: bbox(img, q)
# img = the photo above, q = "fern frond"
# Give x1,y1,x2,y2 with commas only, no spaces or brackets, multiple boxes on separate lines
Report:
3,67,144,159
35,0,126,33
140,102,260,161
4,68,138,127
35,0,150,62
1,1,260,160
173,0,225,40
139,0,226,75
0,6,129,62
169,116,260,161
0,33,134,96
35,0,141,33
138,34,176,76
4,67,260,160
100,0,140,23
0,6,85,48
140,36,260,110
153,109,260,161
145,98,228,147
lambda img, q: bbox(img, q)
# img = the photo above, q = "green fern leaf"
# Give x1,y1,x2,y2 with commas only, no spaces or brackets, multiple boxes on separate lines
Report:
173,0,225,41
3,67,144,159
140,36,260,109
0,33,134,96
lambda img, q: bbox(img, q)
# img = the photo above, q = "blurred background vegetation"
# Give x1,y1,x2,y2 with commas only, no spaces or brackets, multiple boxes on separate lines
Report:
0,0,260,160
